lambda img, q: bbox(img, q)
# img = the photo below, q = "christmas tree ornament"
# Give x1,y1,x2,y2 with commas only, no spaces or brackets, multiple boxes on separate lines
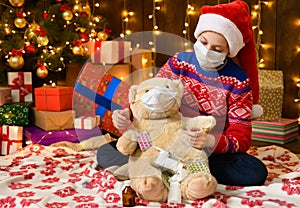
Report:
62,10,73,21
72,40,84,55
26,22,40,39
9,0,25,7
14,17,27,28
37,35,49,46
9,56,24,70
72,3,82,13
8,49,24,70
25,44,36,55
78,31,89,43
30,22,40,31
36,62,48,79
43,11,50,20
35,26,49,46
14,10,27,29
60,4,73,21
97,31,108,41
72,45,84,56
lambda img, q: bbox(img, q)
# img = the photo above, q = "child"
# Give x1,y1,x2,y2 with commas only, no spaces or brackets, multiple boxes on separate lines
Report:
99,0,268,186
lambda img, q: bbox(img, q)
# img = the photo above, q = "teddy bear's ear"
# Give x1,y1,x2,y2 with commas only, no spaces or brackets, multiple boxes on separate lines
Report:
128,85,138,103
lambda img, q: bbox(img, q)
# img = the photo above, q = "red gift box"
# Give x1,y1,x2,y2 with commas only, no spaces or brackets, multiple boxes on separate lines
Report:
74,63,130,137
35,86,73,111
99,108,121,137
7,72,32,102
1,125,23,155
86,40,131,64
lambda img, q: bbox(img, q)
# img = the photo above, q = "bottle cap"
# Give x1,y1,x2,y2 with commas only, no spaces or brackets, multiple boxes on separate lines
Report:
123,180,131,186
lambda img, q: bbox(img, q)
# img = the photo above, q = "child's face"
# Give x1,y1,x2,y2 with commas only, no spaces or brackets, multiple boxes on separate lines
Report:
197,31,229,55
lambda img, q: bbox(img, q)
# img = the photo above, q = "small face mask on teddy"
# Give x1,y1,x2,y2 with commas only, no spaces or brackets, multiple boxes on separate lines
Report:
140,87,178,113
194,40,227,70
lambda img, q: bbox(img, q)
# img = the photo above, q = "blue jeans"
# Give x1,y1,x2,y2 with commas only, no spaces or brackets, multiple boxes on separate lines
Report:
97,141,268,186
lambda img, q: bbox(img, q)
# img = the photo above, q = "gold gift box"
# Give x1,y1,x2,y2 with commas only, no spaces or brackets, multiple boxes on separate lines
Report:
257,70,284,121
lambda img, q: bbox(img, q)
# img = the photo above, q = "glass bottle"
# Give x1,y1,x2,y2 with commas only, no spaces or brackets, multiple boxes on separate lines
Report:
122,180,136,207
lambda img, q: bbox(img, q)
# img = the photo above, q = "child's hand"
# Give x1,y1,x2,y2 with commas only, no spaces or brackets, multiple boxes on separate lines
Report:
185,128,215,149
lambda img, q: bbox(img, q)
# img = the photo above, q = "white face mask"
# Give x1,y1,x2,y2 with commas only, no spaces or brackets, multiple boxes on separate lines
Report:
140,87,177,113
194,41,227,70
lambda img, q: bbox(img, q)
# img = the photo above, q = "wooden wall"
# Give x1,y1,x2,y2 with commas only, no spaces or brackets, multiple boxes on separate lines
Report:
98,0,300,119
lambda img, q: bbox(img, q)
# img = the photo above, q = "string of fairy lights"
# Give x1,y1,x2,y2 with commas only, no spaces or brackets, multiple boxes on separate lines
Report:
251,0,272,69
119,0,299,121
295,16,300,123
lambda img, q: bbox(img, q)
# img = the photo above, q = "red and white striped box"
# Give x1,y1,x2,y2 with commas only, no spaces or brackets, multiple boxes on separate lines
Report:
1,125,23,155
86,40,131,64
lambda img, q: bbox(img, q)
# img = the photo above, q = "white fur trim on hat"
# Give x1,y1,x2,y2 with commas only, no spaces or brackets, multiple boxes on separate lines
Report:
194,13,245,57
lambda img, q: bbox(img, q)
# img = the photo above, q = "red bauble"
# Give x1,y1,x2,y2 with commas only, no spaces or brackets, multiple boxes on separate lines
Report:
43,11,50,20
25,44,35,54
80,11,89,18
78,31,89,43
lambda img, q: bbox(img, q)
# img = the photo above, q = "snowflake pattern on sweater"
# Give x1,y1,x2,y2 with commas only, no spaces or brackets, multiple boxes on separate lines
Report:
156,51,253,153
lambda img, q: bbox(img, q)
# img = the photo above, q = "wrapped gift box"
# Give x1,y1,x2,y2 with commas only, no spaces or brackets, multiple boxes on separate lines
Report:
33,108,75,131
257,70,283,121
74,63,130,136
73,92,122,137
0,87,12,106
7,72,32,102
252,118,299,144
86,40,131,64
99,64,132,81
35,86,73,111
0,103,31,126
1,125,23,155
74,116,100,130
95,106,121,137
24,125,103,146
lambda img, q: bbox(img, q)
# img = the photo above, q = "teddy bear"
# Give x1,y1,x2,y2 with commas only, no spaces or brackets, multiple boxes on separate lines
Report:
116,77,218,203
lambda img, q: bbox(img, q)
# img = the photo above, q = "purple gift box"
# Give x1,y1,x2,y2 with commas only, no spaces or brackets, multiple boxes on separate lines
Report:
24,125,103,146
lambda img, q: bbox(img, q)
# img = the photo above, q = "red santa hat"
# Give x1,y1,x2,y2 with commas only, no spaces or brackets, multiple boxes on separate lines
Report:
194,0,263,118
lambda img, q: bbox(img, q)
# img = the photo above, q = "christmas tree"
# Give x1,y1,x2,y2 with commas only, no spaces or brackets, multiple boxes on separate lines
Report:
0,0,110,87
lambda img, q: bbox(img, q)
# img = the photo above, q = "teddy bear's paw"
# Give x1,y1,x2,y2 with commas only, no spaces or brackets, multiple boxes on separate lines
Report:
181,173,217,200
131,176,168,202
50,141,83,152
116,138,138,155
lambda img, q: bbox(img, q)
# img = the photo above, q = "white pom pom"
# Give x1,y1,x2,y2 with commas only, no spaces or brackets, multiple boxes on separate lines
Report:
251,104,263,119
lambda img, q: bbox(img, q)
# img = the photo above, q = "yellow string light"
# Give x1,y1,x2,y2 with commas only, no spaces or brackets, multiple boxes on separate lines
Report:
121,0,134,38
295,78,300,123
183,0,194,51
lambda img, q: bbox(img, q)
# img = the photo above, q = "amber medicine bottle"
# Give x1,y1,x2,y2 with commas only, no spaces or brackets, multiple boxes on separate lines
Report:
122,180,136,207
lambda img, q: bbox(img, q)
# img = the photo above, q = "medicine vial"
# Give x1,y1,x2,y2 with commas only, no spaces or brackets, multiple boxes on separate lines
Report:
122,180,136,207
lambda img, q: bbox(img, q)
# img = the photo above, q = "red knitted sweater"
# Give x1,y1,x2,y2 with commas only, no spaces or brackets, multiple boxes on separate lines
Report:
156,52,253,153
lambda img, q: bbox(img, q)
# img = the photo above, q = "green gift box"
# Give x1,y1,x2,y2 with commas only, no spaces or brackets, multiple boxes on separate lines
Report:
0,103,31,126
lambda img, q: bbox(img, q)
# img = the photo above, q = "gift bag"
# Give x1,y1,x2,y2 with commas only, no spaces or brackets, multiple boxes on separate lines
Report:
257,70,284,121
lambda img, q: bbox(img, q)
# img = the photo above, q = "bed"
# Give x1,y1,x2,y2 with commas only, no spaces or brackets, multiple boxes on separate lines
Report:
0,144,299,208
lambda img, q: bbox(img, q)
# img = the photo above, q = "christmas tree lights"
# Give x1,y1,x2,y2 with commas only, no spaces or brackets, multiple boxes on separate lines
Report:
0,0,110,85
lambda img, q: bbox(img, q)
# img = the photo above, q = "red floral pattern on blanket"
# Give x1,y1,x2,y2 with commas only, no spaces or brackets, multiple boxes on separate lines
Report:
0,144,299,207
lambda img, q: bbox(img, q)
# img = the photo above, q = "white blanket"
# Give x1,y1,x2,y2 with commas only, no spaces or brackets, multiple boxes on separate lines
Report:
0,144,299,207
